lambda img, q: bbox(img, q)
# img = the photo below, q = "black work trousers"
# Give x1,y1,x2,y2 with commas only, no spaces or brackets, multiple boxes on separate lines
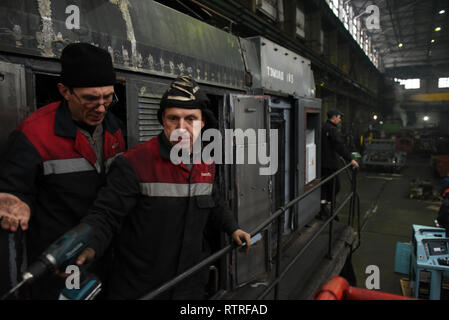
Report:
321,167,341,203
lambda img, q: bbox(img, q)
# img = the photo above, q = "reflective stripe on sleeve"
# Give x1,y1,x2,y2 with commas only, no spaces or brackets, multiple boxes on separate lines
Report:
140,182,213,197
43,158,98,175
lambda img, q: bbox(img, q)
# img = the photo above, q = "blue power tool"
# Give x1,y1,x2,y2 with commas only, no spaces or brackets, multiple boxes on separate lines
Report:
59,269,102,300
1,223,92,299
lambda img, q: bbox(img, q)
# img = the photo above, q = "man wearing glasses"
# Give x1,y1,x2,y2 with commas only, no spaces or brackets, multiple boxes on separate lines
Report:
0,43,125,299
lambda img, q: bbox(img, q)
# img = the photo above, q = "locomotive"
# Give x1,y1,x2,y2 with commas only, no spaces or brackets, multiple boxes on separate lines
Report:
0,0,356,299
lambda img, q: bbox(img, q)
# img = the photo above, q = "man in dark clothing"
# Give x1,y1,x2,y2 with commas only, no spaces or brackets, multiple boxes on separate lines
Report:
0,43,125,299
320,109,359,286
76,75,251,299
321,109,359,208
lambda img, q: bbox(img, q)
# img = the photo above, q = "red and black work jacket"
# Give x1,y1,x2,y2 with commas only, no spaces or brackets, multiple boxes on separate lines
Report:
0,100,125,262
83,132,239,299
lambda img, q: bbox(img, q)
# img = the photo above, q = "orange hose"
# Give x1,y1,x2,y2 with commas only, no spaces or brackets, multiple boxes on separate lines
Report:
315,276,349,300
316,276,418,300
345,286,417,300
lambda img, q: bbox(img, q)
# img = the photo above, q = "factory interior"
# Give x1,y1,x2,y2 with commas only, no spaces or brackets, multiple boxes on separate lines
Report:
157,0,449,300
0,0,449,304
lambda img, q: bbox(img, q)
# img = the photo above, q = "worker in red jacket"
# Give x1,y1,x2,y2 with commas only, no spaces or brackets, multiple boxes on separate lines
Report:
0,43,125,299
77,75,251,299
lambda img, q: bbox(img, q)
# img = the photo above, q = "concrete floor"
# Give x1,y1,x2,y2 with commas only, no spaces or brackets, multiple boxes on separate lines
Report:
338,153,442,296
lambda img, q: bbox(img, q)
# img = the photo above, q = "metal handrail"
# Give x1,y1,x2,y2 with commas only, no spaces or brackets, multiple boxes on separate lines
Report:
140,162,357,300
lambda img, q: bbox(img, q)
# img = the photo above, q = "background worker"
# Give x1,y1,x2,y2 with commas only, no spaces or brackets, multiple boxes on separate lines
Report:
77,75,251,299
0,43,125,299
320,108,359,216
320,108,359,286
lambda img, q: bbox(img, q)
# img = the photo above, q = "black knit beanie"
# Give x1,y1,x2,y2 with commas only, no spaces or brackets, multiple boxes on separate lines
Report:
158,75,217,129
60,43,116,88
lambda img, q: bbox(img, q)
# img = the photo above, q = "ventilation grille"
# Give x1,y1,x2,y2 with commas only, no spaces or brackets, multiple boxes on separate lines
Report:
138,93,163,142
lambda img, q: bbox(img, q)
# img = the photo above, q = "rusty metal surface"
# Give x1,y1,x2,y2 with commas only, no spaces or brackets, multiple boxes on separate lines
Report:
0,0,246,89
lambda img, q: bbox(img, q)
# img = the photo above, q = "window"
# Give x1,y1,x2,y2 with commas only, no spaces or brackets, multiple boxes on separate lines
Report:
296,6,305,38
325,0,378,68
438,77,449,88
352,19,357,38
396,78,420,89
331,0,339,16
342,2,349,29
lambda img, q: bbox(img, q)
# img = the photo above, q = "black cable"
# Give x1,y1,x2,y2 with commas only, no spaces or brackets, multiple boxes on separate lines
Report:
338,156,362,254
352,191,361,254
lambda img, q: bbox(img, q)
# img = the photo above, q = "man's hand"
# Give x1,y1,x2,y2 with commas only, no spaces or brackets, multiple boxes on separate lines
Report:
0,193,30,232
76,247,96,266
351,159,359,169
54,248,95,279
231,229,252,253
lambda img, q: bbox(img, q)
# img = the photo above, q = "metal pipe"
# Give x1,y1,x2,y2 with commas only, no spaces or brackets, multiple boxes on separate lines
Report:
189,0,237,25
257,194,353,300
274,214,283,299
249,163,353,236
139,244,234,300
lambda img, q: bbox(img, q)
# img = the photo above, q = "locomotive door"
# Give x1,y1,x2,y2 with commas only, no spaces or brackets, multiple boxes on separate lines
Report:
227,94,271,286
293,97,322,230
0,61,28,299
0,61,28,154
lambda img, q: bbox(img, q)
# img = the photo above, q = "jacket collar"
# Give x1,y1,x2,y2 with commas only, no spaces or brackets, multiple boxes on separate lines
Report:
54,100,122,138
158,132,173,161
326,119,337,127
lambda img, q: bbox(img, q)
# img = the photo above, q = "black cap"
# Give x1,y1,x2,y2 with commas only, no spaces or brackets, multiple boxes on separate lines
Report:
60,43,116,88
327,109,344,119
158,75,217,128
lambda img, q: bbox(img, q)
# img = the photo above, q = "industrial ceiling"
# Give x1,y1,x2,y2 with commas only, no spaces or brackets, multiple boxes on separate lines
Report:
350,0,449,73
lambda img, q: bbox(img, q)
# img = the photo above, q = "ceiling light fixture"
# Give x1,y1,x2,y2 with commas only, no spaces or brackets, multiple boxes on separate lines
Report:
435,26,442,32
439,10,445,14
431,39,435,43
398,43,403,48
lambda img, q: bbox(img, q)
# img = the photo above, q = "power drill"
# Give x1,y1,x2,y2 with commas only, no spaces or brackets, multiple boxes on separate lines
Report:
1,223,92,299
